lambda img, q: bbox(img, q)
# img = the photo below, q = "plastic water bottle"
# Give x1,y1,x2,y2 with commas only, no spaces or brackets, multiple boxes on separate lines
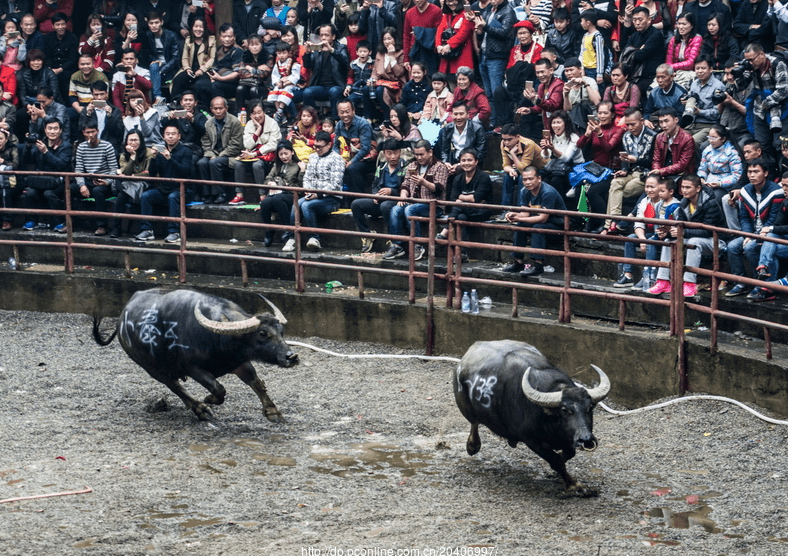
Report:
7,257,16,270
461,291,470,313
368,79,376,99
239,108,247,126
470,289,479,314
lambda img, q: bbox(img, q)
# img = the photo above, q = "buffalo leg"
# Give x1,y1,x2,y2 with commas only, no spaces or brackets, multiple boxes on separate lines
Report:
188,366,227,405
160,378,214,421
233,362,284,423
466,422,481,455
523,439,576,488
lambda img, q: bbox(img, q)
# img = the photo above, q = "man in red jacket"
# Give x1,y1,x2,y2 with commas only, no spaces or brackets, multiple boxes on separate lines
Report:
517,58,564,130
649,107,696,180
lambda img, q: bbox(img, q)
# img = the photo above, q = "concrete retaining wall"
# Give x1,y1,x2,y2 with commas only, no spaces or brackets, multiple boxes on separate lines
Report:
0,270,785,416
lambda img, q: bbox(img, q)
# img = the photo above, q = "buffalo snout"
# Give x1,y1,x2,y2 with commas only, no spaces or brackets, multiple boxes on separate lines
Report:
576,433,598,452
283,351,299,367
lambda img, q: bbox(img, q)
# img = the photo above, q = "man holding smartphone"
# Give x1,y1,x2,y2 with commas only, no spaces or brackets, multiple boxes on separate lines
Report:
111,49,152,111
78,81,124,154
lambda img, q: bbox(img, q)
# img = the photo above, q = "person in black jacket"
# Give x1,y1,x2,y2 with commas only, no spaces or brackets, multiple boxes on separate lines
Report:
620,6,666,96
468,0,515,127
233,0,268,48
44,12,80,103
436,147,494,261
700,12,740,72
647,176,726,297
136,124,193,243
20,116,72,231
733,0,772,50
145,11,182,102
160,90,206,146
77,81,125,154
302,24,349,117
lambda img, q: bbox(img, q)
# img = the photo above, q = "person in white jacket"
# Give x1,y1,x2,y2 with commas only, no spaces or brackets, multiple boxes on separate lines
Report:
231,100,282,204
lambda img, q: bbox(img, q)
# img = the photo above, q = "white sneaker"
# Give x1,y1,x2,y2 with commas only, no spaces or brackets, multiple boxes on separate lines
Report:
282,238,296,252
306,237,321,250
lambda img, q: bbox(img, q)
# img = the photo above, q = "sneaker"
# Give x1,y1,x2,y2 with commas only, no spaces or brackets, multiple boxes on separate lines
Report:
383,244,406,259
520,262,544,277
502,261,524,273
54,223,67,233
35,222,50,230
164,232,180,243
306,237,321,250
109,227,121,238
229,195,245,206
94,226,107,236
613,274,634,288
725,283,747,297
775,277,788,288
1,221,11,231
489,211,508,223
632,277,649,291
747,287,776,302
647,279,672,295
361,237,375,253
22,221,36,231
135,229,155,242
683,282,698,297
413,244,425,261
282,238,296,252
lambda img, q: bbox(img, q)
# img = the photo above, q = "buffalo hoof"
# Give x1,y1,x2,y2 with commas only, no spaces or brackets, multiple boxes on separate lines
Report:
204,394,225,405
264,407,285,423
192,402,214,421
561,483,599,499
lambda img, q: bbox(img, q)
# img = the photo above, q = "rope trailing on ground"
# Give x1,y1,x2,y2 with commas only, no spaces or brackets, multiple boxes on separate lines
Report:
0,486,93,504
287,341,788,426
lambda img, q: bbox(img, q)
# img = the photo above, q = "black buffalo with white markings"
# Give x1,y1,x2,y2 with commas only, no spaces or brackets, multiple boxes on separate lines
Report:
454,340,610,491
93,288,298,422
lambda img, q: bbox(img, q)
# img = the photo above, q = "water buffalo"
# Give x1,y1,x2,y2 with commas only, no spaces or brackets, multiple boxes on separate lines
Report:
454,340,610,492
93,288,298,422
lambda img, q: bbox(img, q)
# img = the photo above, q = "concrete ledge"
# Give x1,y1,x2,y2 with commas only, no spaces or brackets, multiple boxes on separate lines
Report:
0,269,785,416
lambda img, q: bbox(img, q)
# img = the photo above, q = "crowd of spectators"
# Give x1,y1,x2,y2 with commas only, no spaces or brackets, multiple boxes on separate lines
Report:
1,0,788,300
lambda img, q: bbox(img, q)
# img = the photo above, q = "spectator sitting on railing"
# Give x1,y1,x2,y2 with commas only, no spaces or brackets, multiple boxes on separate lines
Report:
282,130,345,252
603,107,657,235
435,147,494,263
77,81,124,156
383,139,448,261
749,172,788,301
725,160,786,299
647,175,727,297
611,175,664,289
72,122,118,237
260,140,304,248
0,128,19,231
20,116,71,232
109,129,151,239
502,166,567,278
350,137,406,254
135,124,193,244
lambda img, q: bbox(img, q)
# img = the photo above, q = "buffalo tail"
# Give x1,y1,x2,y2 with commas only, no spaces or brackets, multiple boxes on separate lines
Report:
92,315,118,346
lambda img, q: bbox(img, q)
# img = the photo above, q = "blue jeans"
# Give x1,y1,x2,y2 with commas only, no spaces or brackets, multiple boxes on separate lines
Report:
727,236,762,279
140,188,188,234
479,55,506,126
149,62,162,98
512,222,558,261
389,202,442,245
287,196,341,241
623,232,659,274
757,233,788,279
302,86,346,117
501,173,520,208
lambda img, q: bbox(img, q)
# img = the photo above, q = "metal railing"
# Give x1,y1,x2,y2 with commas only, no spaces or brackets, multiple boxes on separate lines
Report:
2,170,787,391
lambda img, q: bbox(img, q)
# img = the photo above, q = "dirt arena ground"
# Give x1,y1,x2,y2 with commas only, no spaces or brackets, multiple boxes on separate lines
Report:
1,309,787,555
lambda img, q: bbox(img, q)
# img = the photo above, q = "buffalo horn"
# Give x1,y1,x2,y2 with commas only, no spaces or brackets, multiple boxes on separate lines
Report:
585,364,611,403
258,294,288,325
521,367,563,408
194,304,261,335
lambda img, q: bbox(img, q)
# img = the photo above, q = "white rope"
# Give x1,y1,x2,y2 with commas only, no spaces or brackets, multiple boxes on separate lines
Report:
287,341,788,426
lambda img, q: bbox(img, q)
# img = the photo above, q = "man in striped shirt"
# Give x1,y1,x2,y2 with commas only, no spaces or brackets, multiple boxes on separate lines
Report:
73,123,118,237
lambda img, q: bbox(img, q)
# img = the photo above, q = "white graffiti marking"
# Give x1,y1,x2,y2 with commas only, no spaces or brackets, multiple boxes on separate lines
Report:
138,305,161,355
120,311,134,345
465,375,498,408
164,321,189,351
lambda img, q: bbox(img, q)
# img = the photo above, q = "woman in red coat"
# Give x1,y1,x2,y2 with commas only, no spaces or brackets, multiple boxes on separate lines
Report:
435,0,474,75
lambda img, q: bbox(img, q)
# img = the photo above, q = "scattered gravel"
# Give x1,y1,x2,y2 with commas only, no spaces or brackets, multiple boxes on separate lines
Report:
1,309,787,555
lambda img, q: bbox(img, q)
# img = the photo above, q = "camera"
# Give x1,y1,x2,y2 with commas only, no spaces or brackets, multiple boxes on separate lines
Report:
115,65,128,72
712,89,728,104
730,58,754,89
25,133,40,144
680,93,699,127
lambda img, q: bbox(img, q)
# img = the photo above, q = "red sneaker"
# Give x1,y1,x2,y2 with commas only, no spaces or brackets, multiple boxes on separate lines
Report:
683,282,697,297
647,279,671,295
229,195,245,206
